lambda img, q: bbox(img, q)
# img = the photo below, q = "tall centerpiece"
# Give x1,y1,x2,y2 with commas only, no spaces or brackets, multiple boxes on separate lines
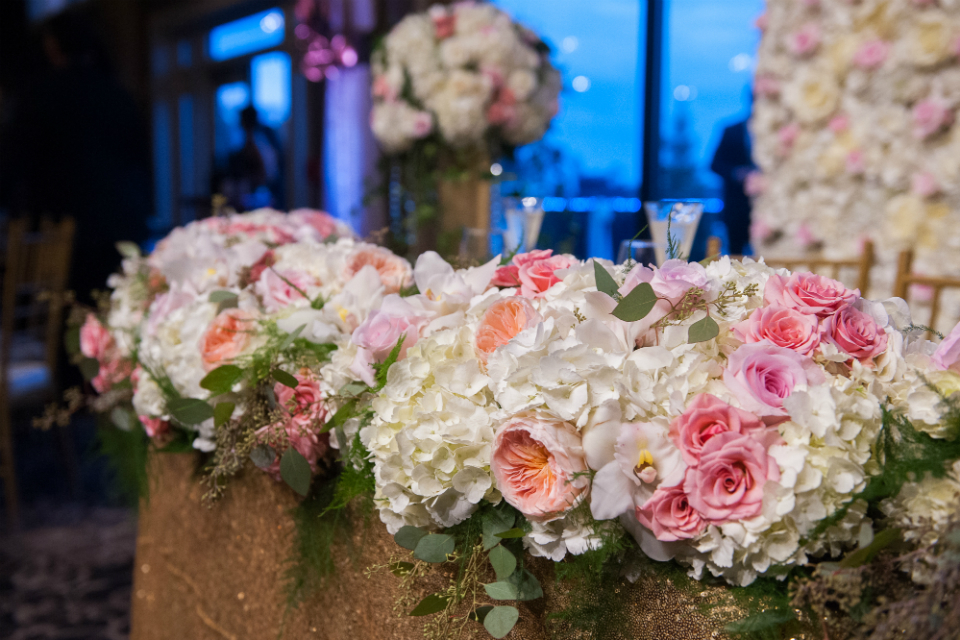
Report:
370,3,560,256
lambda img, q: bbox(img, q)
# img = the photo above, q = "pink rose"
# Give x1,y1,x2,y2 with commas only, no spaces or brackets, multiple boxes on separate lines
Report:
734,305,821,355
821,304,889,365
342,246,413,294
79,314,114,360
683,432,780,523
139,416,170,438
621,259,710,302
256,268,316,312
853,40,890,69
913,99,954,139
491,413,589,521
751,219,774,243
846,149,866,175
777,123,801,155
223,221,294,245
247,249,276,284
723,341,824,416
788,23,821,57
429,6,456,39
199,309,256,372
288,209,338,239
486,87,518,126
754,13,768,31
495,250,573,298
763,272,859,318
91,358,133,394
491,264,521,288
255,370,331,481
828,114,850,134
475,297,542,364
352,309,422,362
744,170,767,197
911,172,941,199
754,75,780,98
635,485,705,542
669,394,770,466
933,321,960,373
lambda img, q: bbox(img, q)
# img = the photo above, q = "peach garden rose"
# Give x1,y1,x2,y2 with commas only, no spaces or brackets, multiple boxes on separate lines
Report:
475,297,542,364
491,413,589,521
199,308,256,371
342,246,413,294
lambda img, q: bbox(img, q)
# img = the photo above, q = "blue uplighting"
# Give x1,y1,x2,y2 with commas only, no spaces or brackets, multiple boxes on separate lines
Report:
208,8,285,62
251,51,291,127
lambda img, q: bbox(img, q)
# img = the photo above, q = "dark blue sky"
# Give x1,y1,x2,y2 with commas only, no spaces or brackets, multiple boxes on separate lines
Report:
496,0,764,191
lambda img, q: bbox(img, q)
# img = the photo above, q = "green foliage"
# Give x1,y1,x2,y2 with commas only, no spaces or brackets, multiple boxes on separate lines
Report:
612,282,657,322
396,526,429,551
167,397,215,425
593,260,620,298
280,447,312,496
283,447,377,607
79,357,100,381
410,594,451,616
414,534,456,563
95,418,150,506
271,368,299,389
200,365,243,395
688,315,720,343
483,606,519,639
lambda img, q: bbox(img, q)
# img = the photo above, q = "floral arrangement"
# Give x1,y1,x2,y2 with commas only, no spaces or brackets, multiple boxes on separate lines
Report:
750,0,960,292
65,213,960,639
368,3,560,252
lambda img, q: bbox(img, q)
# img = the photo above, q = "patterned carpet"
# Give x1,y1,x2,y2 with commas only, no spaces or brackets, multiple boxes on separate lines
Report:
0,507,136,640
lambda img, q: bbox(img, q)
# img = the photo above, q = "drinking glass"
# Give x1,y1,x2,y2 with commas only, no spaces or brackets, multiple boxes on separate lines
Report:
617,239,661,268
459,227,490,264
503,197,545,254
644,200,704,265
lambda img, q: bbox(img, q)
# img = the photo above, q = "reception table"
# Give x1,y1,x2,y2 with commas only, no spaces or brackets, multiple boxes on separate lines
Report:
130,454,738,640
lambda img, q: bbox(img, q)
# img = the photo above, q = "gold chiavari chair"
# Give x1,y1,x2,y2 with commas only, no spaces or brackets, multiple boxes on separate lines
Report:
893,248,960,333
1,217,76,527
707,236,875,294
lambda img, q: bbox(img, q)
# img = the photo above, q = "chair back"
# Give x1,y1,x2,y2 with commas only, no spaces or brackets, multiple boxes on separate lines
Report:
1,217,76,385
704,238,874,294
893,248,960,333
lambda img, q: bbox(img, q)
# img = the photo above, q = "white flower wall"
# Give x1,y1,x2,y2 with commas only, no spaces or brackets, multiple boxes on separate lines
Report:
751,0,960,303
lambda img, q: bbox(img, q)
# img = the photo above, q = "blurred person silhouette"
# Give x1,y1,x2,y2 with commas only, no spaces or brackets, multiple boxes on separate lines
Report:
0,8,150,305
710,90,756,256
216,105,285,211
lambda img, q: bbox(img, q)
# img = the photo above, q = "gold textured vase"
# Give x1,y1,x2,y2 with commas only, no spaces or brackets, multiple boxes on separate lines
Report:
129,454,751,640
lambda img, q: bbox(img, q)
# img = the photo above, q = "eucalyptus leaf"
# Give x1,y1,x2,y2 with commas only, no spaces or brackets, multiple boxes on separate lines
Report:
249,444,276,469
840,528,901,568
593,260,619,298
612,282,657,322
688,315,720,344
339,381,369,397
483,581,518,601
115,240,141,259
508,569,543,601
64,326,81,356
272,369,299,389
208,290,238,303
167,398,215,425
214,402,235,428
199,365,243,395
489,545,516,581
264,384,277,410
483,606,519,639
79,357,100,382
494,528,525,539
279,447,312,497
408,594,449,616
469,605,494,623
278,324,306,351
110,406,136,431
413,533,455,563
482,508,516,550
394,525,428,551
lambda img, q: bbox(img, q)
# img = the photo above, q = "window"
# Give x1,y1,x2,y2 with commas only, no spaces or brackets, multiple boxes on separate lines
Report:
493,0,645,259
208,8,285,61
251,51,292,128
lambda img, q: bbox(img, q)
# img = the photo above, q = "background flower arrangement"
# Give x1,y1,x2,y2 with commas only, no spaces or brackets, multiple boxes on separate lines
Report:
750,0,960,300
64,208,960,639
369,2,560,254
